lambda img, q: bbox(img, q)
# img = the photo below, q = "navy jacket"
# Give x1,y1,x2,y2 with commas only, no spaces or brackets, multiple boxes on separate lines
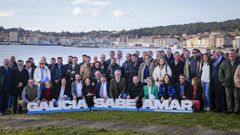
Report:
94,81,110,98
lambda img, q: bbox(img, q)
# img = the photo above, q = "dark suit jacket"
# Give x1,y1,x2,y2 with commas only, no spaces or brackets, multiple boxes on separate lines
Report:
212,56,225,82
66,64,80,81
109,78,126,99
12,69,29,96
175,81,191,100
54,86,71,100
94,81,110,98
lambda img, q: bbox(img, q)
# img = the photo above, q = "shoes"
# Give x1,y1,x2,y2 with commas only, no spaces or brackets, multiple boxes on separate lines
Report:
206,107,210,112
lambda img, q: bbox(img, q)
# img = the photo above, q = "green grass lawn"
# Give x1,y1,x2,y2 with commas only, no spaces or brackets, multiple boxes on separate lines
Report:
0,126,153,135
1,111,240,133
34,111,240,131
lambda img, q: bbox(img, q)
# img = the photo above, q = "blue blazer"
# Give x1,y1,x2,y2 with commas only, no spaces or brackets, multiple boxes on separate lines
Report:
158,83,176,98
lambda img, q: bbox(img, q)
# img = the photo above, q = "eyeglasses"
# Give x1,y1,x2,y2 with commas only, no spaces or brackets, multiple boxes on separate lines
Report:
192,52,197,54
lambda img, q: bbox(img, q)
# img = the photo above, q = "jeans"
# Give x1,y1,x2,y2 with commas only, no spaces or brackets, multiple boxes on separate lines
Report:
201,82,210,107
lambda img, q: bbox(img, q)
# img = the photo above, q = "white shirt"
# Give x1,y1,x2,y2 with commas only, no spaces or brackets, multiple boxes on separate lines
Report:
117,57,125,67
76,81,83,97
100,82,108,98
148,86,155,100
27,68,32,78
58,87,65,100
201,63,210,83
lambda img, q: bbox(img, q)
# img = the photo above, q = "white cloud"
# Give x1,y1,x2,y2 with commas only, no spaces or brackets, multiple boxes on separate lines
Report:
72,7,83,15
71,0,109,6
69,0,109,16
113,10,127,18
0,10,15,17
71,0,93,5
89,7,102,16
89,1,110,6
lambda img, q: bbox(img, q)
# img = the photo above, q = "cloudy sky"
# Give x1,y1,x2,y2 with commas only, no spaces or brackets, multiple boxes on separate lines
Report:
0,0,240,32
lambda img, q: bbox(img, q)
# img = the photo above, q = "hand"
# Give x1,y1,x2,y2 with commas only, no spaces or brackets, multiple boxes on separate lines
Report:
52,99,56,102
18,82,23,87
87,93,93,96
73,96,77,100
161,97,164,102
182,96,186,99
127,95,130,99
168,97,172,102
135,97,139,102
55,80,59,83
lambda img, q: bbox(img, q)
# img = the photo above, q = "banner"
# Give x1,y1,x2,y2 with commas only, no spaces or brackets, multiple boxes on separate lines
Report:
27,98,193,115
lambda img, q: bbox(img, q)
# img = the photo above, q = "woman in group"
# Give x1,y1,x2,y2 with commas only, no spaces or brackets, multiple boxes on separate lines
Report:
152,58,172,87
143,77,158,100
188,77,204,111
40,81,55,102
82,77,95,107
198,53,212,111
158,74,175,102
54,78,71,101
34,60,51,90
138,55,155,85
90,61,104,78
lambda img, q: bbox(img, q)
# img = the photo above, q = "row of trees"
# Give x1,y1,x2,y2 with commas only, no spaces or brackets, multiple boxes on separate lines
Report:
111,19,240,37
1,19,240,38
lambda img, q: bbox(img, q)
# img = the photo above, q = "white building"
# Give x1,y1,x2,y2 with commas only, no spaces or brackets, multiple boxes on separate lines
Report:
233,36,240,48
9,31,19,42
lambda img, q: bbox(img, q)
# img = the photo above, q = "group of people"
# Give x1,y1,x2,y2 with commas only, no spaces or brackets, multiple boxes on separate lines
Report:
0,47,240,115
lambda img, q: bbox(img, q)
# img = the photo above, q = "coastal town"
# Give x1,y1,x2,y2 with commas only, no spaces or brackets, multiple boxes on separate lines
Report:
0,27,240,49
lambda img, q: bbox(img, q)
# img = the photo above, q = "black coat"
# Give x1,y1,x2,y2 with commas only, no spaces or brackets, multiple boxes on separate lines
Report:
12,69,29,96
0,66,13,94
128,82,144,99
54,86,71,100
169,60,185,84
40,88,55,101
66,64,80,81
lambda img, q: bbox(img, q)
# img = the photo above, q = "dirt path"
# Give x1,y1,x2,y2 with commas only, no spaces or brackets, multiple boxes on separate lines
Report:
0,117,239,135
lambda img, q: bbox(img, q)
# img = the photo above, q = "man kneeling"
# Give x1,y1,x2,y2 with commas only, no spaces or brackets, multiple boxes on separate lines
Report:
19,78,41,113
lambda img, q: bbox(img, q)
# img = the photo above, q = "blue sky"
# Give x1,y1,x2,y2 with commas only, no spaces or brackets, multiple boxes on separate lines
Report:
0,0,240,32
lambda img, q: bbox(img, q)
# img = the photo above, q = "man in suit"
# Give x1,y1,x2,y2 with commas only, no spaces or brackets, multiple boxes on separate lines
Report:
106,51,115,66
219,49,239,113
0,59,13,115
94,74,110,99
175,74,191,101
24,60,35,79
107,57,122,81
71,74,84,101
66,57,80,83
212,48,226,112
54,57,66,89
12,60,29,114
109,70,126,99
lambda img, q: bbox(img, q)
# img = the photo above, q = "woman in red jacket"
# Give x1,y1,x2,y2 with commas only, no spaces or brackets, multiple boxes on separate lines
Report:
188,77,204,111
